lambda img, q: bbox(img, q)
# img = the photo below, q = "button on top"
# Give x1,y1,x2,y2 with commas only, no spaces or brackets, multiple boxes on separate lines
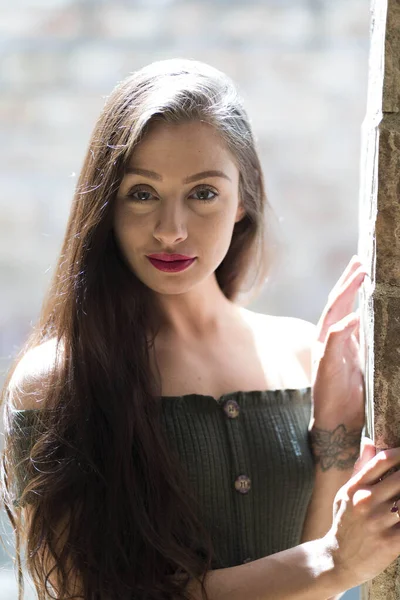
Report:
234,474,251,494
223,399,240,418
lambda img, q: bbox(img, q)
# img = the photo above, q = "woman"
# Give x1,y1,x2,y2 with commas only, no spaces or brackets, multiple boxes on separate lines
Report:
2,58,400,600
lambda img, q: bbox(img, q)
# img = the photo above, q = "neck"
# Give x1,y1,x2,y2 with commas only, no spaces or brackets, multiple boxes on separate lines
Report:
152,275,240,342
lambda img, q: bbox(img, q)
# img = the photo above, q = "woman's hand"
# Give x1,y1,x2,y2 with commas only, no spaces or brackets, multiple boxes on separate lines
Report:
311,255,368,430
324,444,400,590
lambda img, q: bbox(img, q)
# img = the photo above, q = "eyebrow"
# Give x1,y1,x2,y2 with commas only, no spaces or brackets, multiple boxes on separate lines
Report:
124,167,232,184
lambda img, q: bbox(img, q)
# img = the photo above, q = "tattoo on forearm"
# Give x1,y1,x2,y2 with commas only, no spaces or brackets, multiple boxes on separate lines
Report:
308,424,362,472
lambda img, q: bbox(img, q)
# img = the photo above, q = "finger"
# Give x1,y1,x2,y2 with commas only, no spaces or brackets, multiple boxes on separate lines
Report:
321,313,360,362
349,447,400,488
371,468,400,506
331,267,366,313
328,255,363,299
325,311,359,341
322,268,367,329
352,437,376,476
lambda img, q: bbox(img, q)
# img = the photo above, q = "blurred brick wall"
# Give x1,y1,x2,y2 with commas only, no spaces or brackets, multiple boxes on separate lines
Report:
1,0,370,366
0,1,369,598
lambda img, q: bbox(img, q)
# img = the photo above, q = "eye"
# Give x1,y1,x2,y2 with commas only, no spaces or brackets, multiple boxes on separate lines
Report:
125,185,218,204
126,187,157,203
190,186,218,202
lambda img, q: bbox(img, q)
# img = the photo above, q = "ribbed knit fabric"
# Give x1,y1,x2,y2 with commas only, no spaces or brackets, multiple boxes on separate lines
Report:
8,387,315,569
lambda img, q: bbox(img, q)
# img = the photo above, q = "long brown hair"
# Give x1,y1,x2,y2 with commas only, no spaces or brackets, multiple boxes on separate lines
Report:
1,58,279,600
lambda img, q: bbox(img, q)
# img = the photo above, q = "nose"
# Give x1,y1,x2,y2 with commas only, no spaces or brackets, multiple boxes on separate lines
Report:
153,203,188,246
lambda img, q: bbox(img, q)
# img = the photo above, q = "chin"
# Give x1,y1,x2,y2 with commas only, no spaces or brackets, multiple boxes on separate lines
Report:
144,279,199,295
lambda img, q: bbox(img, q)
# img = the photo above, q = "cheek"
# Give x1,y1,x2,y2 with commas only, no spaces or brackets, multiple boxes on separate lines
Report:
201,211,237,257
113,208,144,245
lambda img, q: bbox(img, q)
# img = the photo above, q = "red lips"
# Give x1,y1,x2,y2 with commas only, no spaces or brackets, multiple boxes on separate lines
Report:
146,256,196,273
147,253,195,262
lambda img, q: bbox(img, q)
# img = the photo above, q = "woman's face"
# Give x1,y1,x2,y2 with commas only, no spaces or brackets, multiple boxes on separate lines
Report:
113,119,245,296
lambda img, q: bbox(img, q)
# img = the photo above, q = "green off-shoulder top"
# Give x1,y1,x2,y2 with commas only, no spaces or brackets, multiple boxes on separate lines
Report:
8,387,315,569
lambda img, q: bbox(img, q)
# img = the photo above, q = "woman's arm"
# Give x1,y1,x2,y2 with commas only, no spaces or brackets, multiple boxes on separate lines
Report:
184,537,347,600
300,423,361,600
301,422,361,544
7,343,84,598
291,318,358,543
23,506,348,600
295,319,362,600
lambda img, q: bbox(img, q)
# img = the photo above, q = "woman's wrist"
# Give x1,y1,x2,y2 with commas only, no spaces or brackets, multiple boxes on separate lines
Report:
321,530,359,594
308,421,362,470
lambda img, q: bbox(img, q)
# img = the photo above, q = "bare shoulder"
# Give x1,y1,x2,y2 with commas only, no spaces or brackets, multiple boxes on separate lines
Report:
277,315,317,378
238,306,317,343
7,337,64,411
238,307,317,383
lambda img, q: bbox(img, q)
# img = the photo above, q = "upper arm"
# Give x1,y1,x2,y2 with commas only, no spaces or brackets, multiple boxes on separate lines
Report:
6,340,83,597
7,337,62,411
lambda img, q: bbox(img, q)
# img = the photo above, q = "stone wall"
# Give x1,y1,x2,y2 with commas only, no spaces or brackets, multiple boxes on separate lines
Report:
359,0,400,598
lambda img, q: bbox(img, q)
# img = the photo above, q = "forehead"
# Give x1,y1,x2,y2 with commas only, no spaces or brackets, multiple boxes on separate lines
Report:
127,120,239,175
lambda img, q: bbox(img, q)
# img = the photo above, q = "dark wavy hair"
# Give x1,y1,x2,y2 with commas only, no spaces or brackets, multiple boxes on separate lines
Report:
0,58,279,600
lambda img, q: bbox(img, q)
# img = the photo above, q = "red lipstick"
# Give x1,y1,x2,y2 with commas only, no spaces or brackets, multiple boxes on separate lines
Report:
147,253,195,261
146,253,197,273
